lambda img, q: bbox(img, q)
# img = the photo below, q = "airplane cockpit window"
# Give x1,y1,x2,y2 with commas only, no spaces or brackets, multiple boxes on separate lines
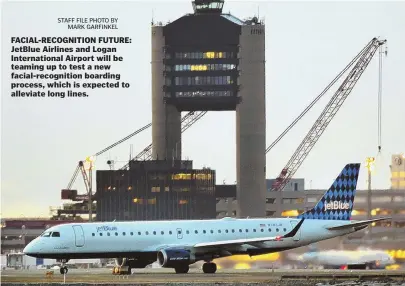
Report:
51,232,60,237
41,232,51,237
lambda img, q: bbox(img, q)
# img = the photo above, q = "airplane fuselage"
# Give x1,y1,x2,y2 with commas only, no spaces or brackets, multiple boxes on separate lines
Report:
24,217,355,260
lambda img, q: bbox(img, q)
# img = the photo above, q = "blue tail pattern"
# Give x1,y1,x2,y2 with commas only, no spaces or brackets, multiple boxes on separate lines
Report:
297,163,361,220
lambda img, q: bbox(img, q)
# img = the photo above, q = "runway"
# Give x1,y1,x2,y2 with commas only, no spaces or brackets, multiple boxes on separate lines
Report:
2,268,405,285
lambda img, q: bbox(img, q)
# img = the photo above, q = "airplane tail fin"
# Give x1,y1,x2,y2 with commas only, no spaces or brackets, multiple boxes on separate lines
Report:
297,163,361,220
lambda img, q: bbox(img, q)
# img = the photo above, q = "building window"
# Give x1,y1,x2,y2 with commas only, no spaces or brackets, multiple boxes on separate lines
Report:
151,186,160,192
175,91,232,98
173,63,236,72
173,76,232,86
174,51,235,59
294,183,298,191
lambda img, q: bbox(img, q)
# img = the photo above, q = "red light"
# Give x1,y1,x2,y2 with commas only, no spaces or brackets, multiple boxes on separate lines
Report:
276,236,282,241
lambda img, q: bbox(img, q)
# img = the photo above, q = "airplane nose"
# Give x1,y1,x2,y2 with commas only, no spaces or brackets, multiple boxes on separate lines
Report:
23,241,42,257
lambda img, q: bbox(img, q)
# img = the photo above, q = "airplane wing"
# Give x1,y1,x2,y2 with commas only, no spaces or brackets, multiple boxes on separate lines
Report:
326,217,391,231
193,219,304,248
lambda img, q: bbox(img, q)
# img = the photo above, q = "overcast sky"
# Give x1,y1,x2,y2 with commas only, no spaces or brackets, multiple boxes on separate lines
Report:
1,0,404,218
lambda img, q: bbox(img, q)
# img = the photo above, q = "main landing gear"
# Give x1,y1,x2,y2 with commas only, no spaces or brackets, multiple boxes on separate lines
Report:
174,265,189,274
202,262,217,274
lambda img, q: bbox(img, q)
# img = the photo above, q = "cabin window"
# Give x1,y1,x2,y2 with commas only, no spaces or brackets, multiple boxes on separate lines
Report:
130,232,133,236
169,231,172,235
122,232,126,236
276,228,279,232
195,230,198,234
161,231,164,235
283,228,287,232
51,232,60,237
245,229,249,232
218,230,221,233
92,233,95,236
145,231,149,235
261,229,264,232
186,230,190,234
107,233,110,236
239,229,242,232
153,231,156,235
225,229,228,233
232,229,235,233
253,229,256,232
268,228,271,232
99,233,103,236
210,230,214,233
115,232,118,236
203,230,206,234
138,232,141,235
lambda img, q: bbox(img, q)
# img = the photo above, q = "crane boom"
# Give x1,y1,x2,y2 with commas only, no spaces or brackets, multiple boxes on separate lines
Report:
120,111,207,169
271,37,386,191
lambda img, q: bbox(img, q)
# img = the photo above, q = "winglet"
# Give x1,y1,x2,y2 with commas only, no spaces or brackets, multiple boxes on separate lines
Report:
283,219,305,238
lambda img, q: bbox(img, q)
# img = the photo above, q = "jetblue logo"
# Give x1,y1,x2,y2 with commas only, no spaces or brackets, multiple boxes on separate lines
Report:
324,201,350,211
96,226,117,232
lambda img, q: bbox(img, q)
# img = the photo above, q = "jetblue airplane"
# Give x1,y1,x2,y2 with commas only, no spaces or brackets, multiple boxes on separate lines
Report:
24,163,390,275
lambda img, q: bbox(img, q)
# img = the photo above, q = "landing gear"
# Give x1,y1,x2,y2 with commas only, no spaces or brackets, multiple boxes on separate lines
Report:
174,265,189,274
59,266,68,275
57,259,69,275
202,262,217,274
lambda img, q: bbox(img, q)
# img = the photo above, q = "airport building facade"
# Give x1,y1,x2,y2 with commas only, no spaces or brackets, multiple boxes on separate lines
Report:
95,160,216,221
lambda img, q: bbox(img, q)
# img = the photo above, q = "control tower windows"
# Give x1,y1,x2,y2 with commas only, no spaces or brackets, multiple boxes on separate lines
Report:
173,64,236,71
175,91,232,97
174,76,232,85
174,51,235,59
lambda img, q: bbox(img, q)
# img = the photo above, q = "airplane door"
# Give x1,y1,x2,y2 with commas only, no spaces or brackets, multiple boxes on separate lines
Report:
289,221,301,241
176,228,183,239
72,225,85,247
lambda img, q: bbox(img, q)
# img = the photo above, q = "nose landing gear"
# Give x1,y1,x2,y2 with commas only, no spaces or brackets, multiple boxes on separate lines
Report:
60,266,68,275
57,259,69,275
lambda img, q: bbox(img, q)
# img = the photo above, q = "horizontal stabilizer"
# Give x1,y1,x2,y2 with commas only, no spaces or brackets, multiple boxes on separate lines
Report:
326,217,391,231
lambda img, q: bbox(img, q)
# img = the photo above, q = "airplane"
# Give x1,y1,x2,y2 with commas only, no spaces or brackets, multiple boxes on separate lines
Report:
288,245,396,270
23,163,391,275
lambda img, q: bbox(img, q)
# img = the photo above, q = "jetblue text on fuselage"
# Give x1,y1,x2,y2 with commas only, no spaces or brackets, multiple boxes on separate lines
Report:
96,226,117,232
324,201,350,211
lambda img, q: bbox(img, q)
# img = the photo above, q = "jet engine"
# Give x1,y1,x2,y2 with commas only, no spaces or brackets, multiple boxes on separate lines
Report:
157,248,196,268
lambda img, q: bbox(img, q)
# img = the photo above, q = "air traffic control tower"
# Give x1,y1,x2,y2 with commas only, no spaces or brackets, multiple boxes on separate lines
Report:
151,0,266,218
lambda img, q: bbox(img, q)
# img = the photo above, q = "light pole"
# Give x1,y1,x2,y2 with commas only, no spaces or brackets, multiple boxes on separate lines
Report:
365,157,375,240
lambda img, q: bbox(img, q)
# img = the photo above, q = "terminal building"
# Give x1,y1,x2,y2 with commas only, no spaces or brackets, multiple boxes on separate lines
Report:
96,160,216,221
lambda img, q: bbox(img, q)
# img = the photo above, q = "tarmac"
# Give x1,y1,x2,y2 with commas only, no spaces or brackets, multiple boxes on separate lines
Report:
2,268,405,285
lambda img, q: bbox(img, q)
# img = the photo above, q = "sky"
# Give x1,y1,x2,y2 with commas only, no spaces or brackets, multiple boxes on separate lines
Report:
1,0,405,218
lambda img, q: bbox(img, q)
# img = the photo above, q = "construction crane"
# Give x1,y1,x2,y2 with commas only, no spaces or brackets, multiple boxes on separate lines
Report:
62,111,207,220
266,37,387,192
119,111,207,170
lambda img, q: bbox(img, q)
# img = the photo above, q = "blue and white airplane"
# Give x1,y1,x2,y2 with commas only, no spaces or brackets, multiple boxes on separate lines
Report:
24,163,390,275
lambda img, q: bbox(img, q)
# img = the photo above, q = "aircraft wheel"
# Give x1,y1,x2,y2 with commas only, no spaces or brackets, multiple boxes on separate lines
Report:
60,266,68,275
174,265,189,274
202,262,217,274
